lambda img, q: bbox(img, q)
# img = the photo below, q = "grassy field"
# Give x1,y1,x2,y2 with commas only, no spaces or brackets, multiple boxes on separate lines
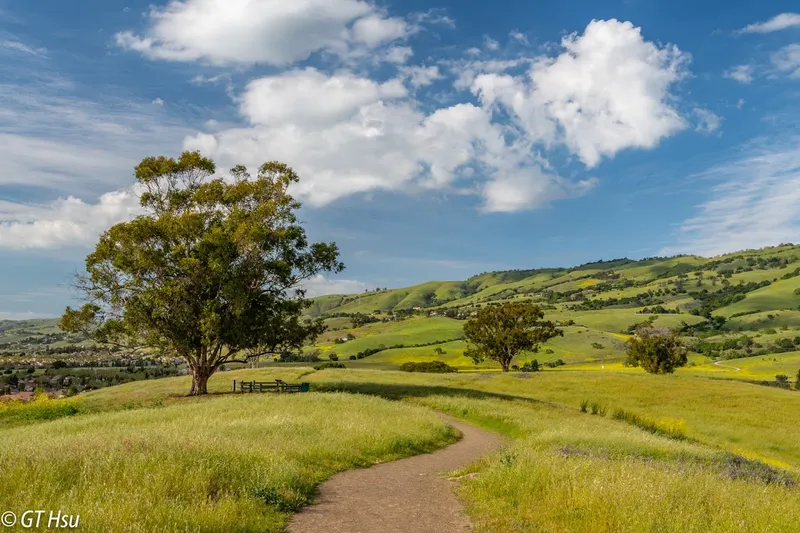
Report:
4,366,800,532
551,309,705,334
313,317,464,357
716,276,800,317
0,391,454,532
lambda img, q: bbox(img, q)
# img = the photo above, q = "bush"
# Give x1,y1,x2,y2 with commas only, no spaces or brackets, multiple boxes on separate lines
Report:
520,360,540,372
399,361,457,373
590,342,605,350
579,399,589,413
313,362,346,371
776,374,789,384
589,402,607,416
625,326,687,374
349,355,357,361
0,394,82,423
329,353,338,361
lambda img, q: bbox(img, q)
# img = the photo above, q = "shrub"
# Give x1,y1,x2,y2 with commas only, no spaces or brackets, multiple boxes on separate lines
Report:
776,374,789,384
329,353,338,361
349,355,357,361
589,402,607,416
625,326,687,374
520,360,540,372
0,394,82,423
313,362,346,370
399,361,457,373
579,399,589,413
590,342,605,350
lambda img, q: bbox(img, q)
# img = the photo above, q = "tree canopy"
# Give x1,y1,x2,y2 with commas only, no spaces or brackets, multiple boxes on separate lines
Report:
61,152,342,395
624,326,687,374
463,303,562,372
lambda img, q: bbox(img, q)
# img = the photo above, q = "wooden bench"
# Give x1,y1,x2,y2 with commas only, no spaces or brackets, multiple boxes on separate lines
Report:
233,380,310,393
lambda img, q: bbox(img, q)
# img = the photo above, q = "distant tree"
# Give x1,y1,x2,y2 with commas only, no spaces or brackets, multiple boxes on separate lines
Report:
796,368,800,391
624,326,687,374
60,152,342,395
463,303,562,372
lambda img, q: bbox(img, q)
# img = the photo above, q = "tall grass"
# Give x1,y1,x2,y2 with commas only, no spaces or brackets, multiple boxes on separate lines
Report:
0,392,455,532
416,395,800,533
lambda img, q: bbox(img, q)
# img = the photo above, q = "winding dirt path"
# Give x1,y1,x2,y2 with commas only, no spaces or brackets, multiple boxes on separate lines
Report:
714,360,742,372
287,414,505,533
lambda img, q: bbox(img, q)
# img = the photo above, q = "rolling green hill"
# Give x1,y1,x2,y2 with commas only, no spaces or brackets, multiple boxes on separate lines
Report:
299,244,800,374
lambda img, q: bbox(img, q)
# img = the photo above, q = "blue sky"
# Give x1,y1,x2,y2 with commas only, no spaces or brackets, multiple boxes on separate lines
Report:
0,0,799,318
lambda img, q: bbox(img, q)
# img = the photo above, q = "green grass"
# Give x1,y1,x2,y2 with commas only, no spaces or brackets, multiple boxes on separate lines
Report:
716,276,800,317
314,317,464,357
724,310,800,331
0,392,455,533
416,395,800,533
551,308,705,334
5,365,800,532
686,351,800,382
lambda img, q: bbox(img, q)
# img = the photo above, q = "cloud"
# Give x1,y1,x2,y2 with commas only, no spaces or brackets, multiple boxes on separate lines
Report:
0,57,191,250
771,44,800,78
509,31,529,45
724,64,754,83
0,81,191,193
0,187,142,249
383,46,413,64
693,108,722,134
399,65,443,87
484,37,500,51
481,170,598,213
471,19,689,167
180,19,691,214
661,138,800,256
0,311,56,320
301,274,367,297
152,97,164,105
739,13,800,34
0,40,47,56
115,0,414,66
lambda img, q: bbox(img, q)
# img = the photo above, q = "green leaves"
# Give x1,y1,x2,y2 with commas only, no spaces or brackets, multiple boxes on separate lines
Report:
64,152,342,393
463,303,563,371
625,327,688,374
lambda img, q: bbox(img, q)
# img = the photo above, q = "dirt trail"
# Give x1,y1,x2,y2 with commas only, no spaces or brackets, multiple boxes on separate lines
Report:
714,360,742,372
287,414,505,533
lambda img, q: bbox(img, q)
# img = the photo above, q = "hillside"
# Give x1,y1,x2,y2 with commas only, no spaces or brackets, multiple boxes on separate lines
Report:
302,244,800,374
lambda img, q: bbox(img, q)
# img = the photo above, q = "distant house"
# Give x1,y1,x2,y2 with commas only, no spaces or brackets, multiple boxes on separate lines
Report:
412,307,422,311
0,391,36,402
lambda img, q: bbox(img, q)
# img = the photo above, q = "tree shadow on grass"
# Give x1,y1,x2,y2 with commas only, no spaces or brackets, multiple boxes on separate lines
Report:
309,380,563,409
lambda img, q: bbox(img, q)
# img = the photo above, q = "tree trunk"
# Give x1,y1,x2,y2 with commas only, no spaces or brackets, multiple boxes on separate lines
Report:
500,357,511,372
189,365,213,396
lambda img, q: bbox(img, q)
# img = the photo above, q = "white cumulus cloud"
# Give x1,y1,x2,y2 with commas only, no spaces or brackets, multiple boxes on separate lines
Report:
115,0,413,66
0,187,142,249
472,19,689,168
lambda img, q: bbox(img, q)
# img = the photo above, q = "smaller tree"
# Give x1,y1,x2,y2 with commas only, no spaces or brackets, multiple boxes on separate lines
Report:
463,303,562,372
625,326,687,374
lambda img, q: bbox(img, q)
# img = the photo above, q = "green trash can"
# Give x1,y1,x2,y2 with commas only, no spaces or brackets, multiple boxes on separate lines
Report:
300,382,310,392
